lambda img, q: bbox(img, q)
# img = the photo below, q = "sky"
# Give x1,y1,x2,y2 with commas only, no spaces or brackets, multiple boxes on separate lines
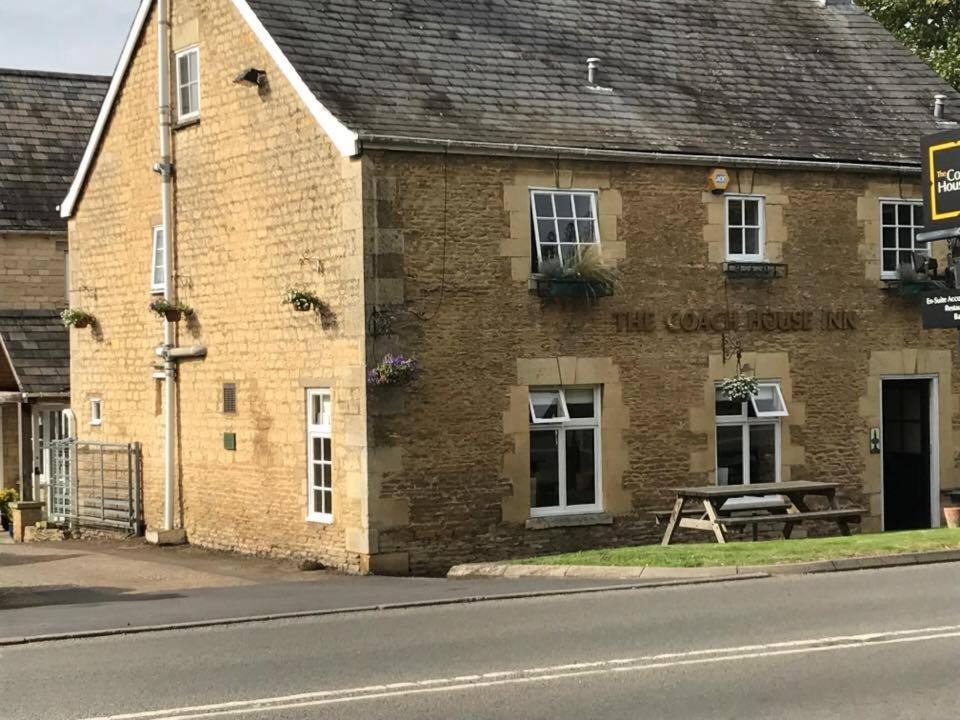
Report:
0,0,138,75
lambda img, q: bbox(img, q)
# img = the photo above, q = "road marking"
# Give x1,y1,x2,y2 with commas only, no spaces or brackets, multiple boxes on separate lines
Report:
80,623,960,720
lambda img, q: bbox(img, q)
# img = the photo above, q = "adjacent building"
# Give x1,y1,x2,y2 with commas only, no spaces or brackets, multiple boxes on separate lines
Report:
0,69,108,502
63,0,960,573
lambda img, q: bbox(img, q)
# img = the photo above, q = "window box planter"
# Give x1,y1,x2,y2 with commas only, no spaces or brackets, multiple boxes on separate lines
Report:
283,288,323,313
882,278,947,296
61,309,96,329
535,277,614,299
149,299,193,322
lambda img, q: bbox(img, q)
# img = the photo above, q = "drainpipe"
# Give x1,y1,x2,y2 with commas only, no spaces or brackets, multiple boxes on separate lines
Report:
157,0,176,533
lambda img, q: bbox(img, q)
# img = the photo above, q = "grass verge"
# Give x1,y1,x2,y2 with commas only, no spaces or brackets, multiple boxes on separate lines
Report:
513,528,960,568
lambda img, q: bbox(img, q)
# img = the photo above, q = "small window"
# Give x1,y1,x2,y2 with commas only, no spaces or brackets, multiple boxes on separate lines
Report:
530,190,600,271
151,226,165,293
725,195,764,262
222,384,237,414
880,200,924,279
749,384,788,418
306,389,333,522
714,382,787,487
175,47,200,122
529,386,602,516
90,398,102,426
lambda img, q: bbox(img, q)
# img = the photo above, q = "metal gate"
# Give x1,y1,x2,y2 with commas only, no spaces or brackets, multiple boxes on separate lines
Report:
46,439,142,534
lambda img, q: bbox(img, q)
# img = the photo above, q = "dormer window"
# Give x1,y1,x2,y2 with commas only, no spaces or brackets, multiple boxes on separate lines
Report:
726,195,764,262
531,190,600,271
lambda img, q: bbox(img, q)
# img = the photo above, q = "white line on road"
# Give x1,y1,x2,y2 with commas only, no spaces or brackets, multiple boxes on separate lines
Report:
79,623,960,720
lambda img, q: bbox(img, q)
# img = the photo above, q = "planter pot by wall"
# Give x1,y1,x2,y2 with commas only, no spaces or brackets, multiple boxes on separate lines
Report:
74,318,91,329
535,278,614,299
944,506,960,529
163,309,182,322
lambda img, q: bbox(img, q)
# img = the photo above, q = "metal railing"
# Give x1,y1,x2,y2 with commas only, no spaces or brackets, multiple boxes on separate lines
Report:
45,439,142,534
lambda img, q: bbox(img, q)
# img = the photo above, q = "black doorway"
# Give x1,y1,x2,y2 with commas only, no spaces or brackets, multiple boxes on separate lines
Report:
882,379,933,531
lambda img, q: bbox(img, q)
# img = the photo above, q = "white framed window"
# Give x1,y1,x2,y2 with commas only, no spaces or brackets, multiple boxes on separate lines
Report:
530,190,600,271
715,382,787,487
306,389,333,523
725,195,765,262
175,46,200,122
529,386,602,516
90,398,102,426
880,200,925,279
151,226,165,293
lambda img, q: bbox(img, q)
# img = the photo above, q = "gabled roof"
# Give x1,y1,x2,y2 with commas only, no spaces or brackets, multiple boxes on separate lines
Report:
244,0,959,164
0,311,70,396
0,69,108,233
63,0,960,218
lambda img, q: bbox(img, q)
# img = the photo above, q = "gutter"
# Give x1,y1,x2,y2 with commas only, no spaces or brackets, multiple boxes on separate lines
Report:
358,135,922,176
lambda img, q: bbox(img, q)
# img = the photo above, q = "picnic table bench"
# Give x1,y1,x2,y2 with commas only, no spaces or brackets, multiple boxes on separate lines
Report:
660,481,865,546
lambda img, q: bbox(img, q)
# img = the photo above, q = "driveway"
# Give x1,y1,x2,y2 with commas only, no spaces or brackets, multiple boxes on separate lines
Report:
0,538,663,641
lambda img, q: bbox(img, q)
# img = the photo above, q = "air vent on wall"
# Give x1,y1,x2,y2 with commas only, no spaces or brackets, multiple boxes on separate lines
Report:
223,383,237,414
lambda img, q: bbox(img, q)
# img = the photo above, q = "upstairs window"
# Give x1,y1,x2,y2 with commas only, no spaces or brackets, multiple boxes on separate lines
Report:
151,226,166,293
175,47,200,122
531,190,600,271
529,386,601,516
726,195,764,262
880,200,924,279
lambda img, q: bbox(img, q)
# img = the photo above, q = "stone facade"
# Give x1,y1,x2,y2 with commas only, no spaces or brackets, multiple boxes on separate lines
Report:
68,0,367,571
67,0,960,575
0,234,67,310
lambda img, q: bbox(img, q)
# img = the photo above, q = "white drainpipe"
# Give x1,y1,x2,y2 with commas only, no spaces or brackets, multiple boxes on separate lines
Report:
157,0,176,532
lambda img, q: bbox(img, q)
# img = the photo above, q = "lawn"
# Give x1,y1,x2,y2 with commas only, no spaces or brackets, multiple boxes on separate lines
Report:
513,529,960,568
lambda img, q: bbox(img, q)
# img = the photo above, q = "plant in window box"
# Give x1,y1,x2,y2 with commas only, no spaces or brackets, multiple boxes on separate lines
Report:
282,288,322,312
60,308,95,329
367,354,419,387
718,375,759,403
536,247,620,299
149,298,193,322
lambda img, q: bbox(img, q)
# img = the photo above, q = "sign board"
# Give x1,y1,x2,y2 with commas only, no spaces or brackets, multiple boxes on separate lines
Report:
922,129,960,233
921,291,960,328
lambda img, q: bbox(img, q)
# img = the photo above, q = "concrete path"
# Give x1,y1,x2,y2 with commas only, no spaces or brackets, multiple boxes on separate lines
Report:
4,562,959,719
0,539,743,642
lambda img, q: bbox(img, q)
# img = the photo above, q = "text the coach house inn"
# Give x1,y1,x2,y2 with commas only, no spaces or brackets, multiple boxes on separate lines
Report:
62,0,960,573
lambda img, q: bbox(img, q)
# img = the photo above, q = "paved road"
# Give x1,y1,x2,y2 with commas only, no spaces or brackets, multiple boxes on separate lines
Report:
4,563,960,719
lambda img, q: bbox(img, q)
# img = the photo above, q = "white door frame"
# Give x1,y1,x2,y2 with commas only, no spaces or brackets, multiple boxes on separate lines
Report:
31,403,68,505
879,375,940,530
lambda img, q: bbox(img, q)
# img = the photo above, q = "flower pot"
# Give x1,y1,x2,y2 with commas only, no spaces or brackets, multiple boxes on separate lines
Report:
73,318,91,329
292,298,313,312
163,309,183,322
535,278,614,299
944,506,960,529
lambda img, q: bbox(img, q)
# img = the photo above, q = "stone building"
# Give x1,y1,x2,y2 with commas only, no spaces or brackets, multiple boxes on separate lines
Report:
0,69,107,500
63,0,960,573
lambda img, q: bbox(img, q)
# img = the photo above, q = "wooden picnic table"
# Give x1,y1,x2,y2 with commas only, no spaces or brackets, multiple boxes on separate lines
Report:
660,480,865,546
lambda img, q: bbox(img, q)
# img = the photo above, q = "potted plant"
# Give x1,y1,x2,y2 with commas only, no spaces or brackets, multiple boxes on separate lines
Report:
367,354,419,387
149,298,193,322
282,288,322,312
0,487,18,533
60,308,95,329
718,374,759,402
535,247,621,299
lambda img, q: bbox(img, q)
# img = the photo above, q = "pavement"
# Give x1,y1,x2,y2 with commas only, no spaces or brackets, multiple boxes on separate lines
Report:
4,561,960,719
0,538,744,642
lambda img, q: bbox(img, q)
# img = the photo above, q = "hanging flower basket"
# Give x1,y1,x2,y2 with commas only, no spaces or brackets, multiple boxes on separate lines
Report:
367,354,419,387
283,288,322,313
718,375,759,402
149,299,193,322
60,308,95,329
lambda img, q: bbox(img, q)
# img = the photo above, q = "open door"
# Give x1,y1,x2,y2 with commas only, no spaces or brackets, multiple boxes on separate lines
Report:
882,379,933,531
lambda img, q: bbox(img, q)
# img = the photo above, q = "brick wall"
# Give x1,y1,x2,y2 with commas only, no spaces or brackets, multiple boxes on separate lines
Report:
68,0,367,571
363,151,960,574
0,233,66,309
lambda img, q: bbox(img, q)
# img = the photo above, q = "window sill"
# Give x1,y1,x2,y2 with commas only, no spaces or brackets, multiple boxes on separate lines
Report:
525,512,612,530
173,116,200,131
306,513,333,525
722,261,787,279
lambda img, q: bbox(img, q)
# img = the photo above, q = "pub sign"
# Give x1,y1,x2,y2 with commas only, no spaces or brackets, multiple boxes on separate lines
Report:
922,291,960,329
922,128,960,232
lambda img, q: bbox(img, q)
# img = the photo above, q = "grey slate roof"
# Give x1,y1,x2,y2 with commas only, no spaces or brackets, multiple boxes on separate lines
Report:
0,311,70,395
245,0,960,165
0,69,108,233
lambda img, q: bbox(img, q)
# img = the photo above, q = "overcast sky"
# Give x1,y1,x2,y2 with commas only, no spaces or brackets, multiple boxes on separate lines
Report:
0,0,137,75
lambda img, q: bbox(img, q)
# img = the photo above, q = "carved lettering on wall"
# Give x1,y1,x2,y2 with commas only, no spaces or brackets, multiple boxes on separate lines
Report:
613,309,858,332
